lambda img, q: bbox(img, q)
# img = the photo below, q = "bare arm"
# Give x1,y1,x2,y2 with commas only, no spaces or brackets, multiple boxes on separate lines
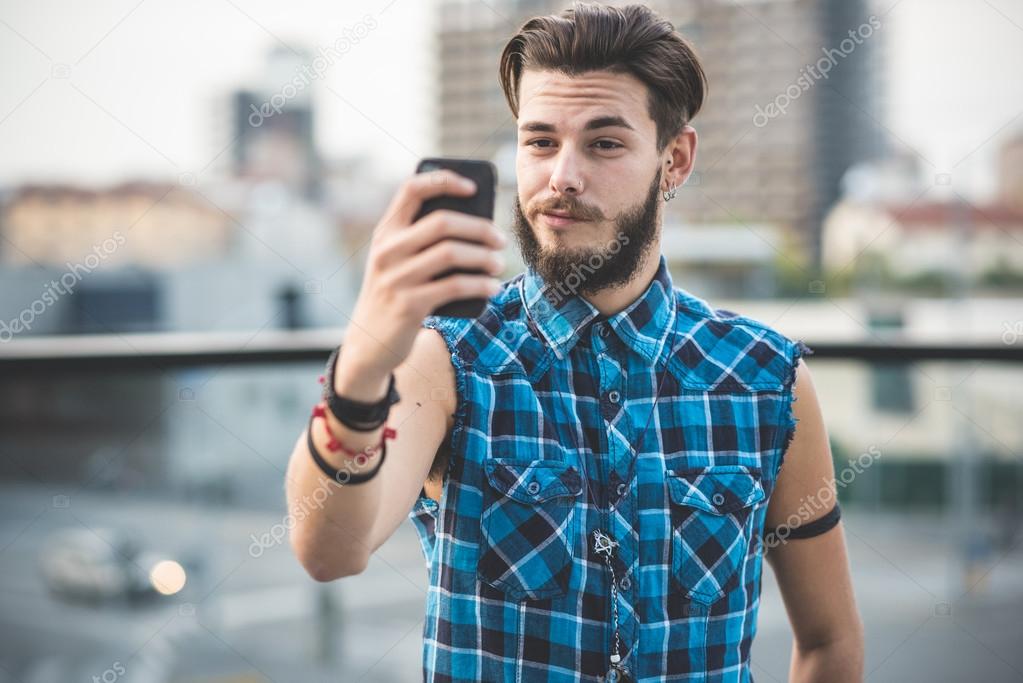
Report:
284,169,505,582
285,326,455,581
764,358,865,682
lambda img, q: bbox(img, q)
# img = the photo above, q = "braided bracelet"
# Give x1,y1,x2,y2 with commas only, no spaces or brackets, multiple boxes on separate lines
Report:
307,403,395,485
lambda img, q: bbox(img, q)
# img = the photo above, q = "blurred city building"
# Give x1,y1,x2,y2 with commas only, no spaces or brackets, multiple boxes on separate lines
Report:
1,182,232,269
0,44,386,339
222,45,324,202
824,135,1023,294
999,131,1023,212
823,198,1023,290
660,220,786,298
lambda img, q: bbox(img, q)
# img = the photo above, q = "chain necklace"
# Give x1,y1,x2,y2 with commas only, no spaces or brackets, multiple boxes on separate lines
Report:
548,316,679,683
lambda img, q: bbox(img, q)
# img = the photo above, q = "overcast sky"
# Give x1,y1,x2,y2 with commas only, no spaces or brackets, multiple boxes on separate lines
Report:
0,0,1021,199
0,0,436,187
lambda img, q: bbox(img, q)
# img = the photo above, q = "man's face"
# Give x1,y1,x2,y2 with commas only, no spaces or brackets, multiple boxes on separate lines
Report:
512,68,664,296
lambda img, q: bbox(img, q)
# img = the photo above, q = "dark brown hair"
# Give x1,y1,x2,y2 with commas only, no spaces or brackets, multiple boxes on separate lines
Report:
499,2,707,152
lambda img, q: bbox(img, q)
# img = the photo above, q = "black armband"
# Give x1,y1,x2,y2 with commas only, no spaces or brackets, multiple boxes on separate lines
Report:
762,501,842,548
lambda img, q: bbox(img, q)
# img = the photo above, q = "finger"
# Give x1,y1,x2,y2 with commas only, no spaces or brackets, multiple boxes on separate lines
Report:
378,170,478,233
389,210,506,260
411,273,502,315
389,237,504,288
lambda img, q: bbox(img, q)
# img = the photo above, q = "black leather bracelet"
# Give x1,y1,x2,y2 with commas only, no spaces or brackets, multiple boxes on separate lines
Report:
306,412,386,485
762,501,842,548
322,345,401,432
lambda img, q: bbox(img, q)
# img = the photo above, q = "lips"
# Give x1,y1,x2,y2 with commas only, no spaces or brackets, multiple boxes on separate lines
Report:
539,212,581,228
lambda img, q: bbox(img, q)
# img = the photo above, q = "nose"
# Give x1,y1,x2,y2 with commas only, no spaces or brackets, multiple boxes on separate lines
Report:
548,150,583,196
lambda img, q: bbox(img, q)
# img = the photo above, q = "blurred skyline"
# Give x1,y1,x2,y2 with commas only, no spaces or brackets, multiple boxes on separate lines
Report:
1,3,1022,681
0,0,435,186
0,0,1022,200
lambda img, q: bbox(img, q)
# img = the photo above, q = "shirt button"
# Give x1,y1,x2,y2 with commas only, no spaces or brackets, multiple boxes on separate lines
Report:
599,325,609,338
619,575,631,591
712,492,726,506
616,482,626,496
527,481,540,495
608,390,620,404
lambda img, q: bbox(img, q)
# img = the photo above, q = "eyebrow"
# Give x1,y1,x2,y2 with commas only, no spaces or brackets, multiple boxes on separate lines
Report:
518,115,636,133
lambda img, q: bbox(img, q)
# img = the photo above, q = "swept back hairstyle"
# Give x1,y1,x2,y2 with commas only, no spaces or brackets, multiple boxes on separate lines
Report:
499,2,708,152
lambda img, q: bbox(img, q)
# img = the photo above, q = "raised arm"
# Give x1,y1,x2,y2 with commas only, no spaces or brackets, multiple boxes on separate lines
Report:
285,169,506,582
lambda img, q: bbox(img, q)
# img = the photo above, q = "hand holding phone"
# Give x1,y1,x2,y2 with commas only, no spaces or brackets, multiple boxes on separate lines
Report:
337,159,505,387
412,158,500,318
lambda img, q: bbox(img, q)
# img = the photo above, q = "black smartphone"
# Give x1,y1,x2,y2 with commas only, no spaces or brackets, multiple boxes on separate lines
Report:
413,157,498,318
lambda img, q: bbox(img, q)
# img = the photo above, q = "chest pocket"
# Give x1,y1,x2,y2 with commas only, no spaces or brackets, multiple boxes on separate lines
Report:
477,458,583,601
666,466,765,605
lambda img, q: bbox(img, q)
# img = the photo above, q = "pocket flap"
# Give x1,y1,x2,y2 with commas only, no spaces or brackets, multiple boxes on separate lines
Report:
484,458,583,504
666,466,765,514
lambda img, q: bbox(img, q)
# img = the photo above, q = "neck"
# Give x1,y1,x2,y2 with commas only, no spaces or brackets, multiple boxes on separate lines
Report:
581,243,662,317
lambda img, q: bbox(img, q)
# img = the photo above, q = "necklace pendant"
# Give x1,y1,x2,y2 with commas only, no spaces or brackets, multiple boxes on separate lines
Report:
604,663,633,682
592,528,618,560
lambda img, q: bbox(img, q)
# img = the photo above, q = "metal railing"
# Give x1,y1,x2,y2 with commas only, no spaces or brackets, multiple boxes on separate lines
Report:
2,328,1021,374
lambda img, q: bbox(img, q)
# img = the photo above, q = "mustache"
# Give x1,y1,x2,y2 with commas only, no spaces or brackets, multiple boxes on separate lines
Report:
529,196,606,222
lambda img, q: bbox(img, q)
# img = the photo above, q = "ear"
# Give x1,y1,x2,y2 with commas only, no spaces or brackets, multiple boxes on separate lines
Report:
660,125,697,191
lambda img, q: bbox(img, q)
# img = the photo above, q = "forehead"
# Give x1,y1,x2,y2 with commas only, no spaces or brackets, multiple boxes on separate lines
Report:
517,68,653,132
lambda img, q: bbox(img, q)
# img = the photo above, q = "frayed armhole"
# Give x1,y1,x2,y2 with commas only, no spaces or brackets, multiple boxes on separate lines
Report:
776,339,815,476
421,317,469,491
409,494,440,568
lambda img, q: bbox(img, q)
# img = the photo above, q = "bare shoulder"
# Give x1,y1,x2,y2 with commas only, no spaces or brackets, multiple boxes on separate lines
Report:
765,357,835,532
396,326,458,503
388,325,458,458
399,326,458,420
790,357,825,442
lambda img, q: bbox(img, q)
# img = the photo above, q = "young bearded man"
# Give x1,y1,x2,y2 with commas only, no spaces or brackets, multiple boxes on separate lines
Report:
286,3,864,681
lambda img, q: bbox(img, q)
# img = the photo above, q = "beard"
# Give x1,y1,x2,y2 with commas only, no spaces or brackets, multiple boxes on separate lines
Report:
512,166,662,299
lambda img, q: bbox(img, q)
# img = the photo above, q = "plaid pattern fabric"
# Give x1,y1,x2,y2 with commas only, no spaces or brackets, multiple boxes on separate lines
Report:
407,253,812,682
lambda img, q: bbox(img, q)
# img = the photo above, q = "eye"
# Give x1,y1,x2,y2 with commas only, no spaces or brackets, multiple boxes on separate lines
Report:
525,139,555,149
593,140,623,150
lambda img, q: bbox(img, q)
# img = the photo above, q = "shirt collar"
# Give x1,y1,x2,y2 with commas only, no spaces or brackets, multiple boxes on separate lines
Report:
520,253,677,365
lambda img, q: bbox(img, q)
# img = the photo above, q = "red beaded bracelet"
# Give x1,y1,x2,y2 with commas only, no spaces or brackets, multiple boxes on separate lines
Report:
311,402,396,460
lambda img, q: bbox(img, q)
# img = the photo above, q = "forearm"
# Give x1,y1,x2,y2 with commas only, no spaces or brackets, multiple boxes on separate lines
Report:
285,345,392,581
285,427,383,580
789,633,864,683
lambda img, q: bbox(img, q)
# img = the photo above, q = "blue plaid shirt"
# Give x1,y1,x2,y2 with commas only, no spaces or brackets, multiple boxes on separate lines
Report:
409,253,811,682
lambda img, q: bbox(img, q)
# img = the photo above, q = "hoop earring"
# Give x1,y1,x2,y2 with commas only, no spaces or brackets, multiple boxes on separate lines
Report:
662,182,678,202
